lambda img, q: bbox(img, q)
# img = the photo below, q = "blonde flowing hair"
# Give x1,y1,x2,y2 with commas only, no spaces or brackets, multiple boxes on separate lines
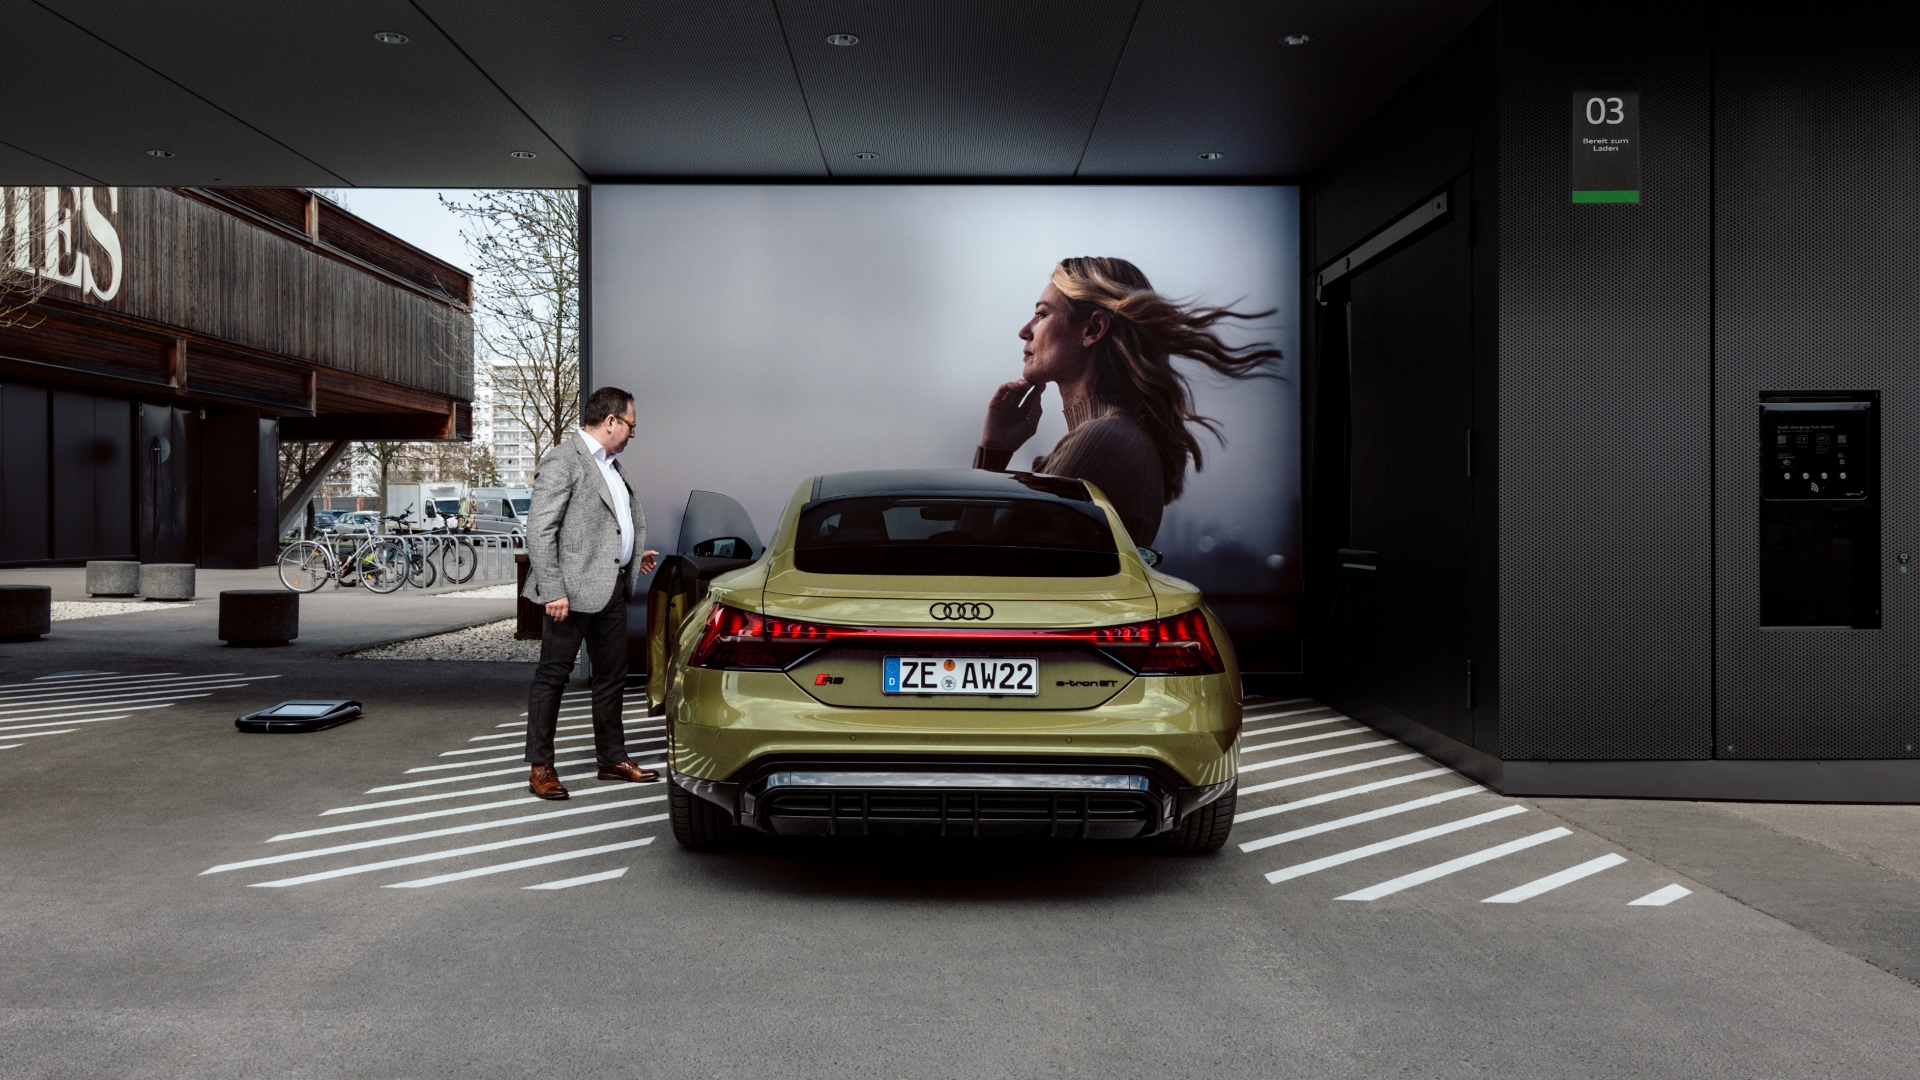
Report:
1050,256,1282,501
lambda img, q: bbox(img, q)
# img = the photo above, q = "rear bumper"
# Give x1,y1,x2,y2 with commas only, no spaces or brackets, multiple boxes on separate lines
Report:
673,757,1236,839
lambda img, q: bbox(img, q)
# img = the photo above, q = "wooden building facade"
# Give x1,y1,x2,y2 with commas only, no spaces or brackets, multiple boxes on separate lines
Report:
0,186,473,568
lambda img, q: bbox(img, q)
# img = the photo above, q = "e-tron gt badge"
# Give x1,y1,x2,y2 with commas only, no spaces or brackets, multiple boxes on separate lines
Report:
930,602,993,621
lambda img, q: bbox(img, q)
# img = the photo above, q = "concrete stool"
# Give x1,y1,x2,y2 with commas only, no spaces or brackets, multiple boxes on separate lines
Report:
139,563,196,601
0,584,53,641
219,590,298,646
85,560,140,597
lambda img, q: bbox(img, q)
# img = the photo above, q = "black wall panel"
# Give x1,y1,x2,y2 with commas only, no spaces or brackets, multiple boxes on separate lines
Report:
1493,2,1715,759
1715,8,1920,758
1304,14,1501,758
137,403,201,565
0,383,51,564
200,408,267,569
49,389,134,561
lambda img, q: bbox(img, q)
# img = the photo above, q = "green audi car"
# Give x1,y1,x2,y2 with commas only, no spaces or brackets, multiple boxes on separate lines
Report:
646,470,1242,851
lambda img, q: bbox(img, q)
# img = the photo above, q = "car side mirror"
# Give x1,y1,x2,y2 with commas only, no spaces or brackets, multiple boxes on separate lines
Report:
1137,546,1162,568
693,536,752,559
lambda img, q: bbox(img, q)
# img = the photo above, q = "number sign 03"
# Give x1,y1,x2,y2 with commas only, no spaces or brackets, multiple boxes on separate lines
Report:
1569,90,1640,204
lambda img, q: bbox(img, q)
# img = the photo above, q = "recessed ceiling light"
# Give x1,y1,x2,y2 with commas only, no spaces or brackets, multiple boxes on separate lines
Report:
1199,152,1225,160
1283,34,1310,46
374,31,409,45
853,151,878,160
826,33,859,46
510,150,538,159
147,149,174,158
609,34,627,42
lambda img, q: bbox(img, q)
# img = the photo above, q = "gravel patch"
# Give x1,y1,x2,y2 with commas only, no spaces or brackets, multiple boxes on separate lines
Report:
51,601,189,621
349,618,539,662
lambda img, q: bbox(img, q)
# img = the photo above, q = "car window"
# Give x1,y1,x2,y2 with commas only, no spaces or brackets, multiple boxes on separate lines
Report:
795,496,1118,577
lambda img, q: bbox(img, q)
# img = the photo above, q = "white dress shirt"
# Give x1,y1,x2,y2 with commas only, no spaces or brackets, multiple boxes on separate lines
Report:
579,428,634,568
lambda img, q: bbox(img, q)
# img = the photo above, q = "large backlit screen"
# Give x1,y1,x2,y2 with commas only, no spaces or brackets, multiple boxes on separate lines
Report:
589,184,1300,668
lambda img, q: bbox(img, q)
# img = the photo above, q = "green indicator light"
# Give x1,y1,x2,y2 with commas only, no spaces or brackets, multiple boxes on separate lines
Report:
1572,189,1641,204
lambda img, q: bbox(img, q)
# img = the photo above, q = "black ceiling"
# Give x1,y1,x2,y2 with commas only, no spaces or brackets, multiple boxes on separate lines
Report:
2,0,1486,187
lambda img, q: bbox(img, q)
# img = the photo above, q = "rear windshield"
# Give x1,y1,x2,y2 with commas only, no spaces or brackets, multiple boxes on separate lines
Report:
794,496,1119,577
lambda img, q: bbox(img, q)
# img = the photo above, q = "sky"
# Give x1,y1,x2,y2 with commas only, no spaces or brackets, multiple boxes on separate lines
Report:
322,188,482,273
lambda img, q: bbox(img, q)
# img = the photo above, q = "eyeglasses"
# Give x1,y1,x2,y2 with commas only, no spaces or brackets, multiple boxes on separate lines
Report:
609,414,635,432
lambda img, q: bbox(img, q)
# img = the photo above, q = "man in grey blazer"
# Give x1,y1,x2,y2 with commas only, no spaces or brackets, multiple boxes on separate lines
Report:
521,385,660,800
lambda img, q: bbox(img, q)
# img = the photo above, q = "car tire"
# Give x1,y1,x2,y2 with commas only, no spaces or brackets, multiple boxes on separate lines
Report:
669,778,748,850
1151,782,1236,854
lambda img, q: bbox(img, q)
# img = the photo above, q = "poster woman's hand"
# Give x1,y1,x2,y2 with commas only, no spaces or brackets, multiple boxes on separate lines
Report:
982,379,1043,451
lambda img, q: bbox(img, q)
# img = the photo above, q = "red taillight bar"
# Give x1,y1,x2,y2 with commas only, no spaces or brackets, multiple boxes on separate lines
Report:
689,603,1225,675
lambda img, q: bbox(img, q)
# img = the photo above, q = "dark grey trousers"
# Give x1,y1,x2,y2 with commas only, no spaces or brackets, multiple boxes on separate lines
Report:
525,571,629,767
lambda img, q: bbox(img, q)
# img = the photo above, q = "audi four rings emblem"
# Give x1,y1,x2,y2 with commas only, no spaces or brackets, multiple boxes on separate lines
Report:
930,602,993,621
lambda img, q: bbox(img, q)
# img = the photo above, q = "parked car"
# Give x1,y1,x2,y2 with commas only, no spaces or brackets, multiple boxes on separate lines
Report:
326,510,381,537
650,471,1240,853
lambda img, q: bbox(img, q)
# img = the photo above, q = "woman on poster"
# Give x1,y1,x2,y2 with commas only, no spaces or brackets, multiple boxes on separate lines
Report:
973,256,1283,546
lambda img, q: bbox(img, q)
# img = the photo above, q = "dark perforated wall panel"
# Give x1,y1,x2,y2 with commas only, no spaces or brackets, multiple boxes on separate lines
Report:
0,383,51,564
1495,4,1714,759
1715,11,1920,759
49,389,134,561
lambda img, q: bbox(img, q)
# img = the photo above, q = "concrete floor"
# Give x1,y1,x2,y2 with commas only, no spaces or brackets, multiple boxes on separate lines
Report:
3,567,1918,1078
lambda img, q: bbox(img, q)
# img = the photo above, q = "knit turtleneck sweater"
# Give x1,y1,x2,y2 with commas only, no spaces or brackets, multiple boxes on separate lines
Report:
972,395,1165,545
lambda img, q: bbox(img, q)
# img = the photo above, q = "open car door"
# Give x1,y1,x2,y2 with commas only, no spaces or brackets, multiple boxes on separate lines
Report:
645,491,762,712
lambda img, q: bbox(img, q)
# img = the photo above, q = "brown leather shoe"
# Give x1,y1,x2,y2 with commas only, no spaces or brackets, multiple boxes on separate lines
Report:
598,760,660,783
528,764,570,800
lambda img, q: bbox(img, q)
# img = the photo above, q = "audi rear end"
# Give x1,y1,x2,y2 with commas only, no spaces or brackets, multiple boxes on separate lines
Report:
657,470,1242,852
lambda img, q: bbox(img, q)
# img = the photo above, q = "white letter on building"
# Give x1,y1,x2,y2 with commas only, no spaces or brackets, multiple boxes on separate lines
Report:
42,186,83,287
82,187,122,301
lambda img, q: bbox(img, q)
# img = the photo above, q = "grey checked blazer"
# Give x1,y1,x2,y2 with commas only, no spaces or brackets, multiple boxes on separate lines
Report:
521,433,647,615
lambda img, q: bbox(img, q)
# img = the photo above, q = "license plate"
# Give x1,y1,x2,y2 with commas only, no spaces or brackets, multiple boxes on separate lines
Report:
883,657,1038,696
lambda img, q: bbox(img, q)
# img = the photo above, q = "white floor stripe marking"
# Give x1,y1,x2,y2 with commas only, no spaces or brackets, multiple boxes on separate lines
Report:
407,750,595,772
0,713,138,734
523,865,629,890
1238,704,1329,723
249,815,666,888
274,783,663,839
0,671,259,698
496,706,651,727
0,674,277,708
1241,697,1310,710
1264,805,1530,884
0,671,194,694
1238,786,1486,853
1236,768,1453,823
1239,727,1372,755
203,795,666,874
0,728,79,741
381,757,596,787
1482,853,1627,903
1628,883,1693,906
1338,827,1571,901
378,755,663,788
0,743,20,750
389,840,654,889
1240,754,1425,796
439,728,665,756
327,772,609,812
0,686,264,720
21,670,125,682
1239,739,1398,775
0,693,224,721
1240,716,1348,739
471,719,659,741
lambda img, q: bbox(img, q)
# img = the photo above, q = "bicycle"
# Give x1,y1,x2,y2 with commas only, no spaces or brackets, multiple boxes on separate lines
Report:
277,529,409,593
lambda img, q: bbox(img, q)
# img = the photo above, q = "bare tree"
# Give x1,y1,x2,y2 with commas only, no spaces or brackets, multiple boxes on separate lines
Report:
356,441,412,514
441,190,579,459
0,188,52,329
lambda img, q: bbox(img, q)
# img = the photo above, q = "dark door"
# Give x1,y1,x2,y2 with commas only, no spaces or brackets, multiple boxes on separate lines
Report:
50,389,135,561
1339,199,1476,746
138,403,200,564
